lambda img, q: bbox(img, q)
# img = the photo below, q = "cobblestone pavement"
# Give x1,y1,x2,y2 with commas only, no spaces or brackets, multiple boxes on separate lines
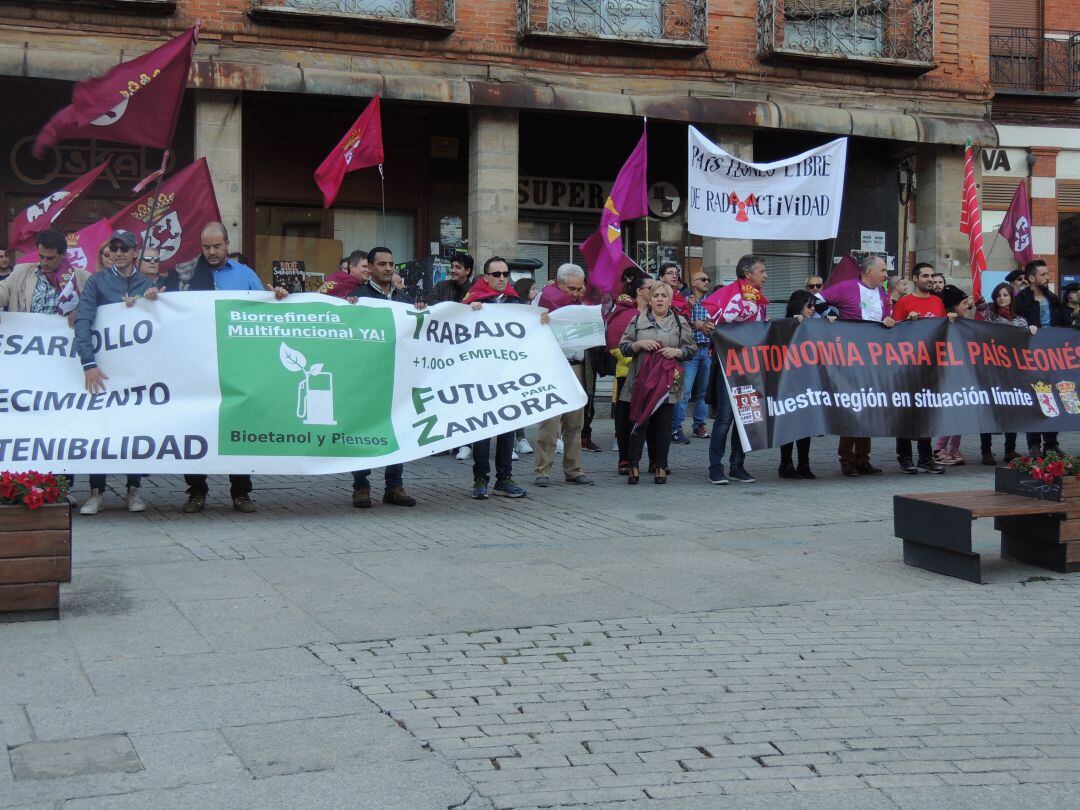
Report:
316,580,1080,809
2,430,1079,808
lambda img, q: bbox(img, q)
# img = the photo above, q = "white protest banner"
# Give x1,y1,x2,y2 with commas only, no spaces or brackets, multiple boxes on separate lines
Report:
546,305,605,351
687,126,847,240
0,292,585,474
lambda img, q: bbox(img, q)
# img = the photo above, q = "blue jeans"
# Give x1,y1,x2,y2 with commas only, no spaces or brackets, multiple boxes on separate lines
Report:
671,347,712,433
472,432,514,483
88,474,141,491
708,373,745,475
353,465,403,490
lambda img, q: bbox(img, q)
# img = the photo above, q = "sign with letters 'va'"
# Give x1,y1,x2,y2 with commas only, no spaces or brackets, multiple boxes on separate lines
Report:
687,126,847,241
0,293,587,474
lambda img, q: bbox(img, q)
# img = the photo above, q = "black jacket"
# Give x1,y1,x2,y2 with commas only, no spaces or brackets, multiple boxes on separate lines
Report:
161,257,215,292
353,278,412,304
426,278,471,305
1014,287,1065,328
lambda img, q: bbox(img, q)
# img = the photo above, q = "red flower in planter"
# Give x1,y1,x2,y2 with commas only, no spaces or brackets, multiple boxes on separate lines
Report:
0,470,70,509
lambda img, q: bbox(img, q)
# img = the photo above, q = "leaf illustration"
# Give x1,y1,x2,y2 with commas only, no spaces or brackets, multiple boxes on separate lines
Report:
279,342,307,373
309,363,324,374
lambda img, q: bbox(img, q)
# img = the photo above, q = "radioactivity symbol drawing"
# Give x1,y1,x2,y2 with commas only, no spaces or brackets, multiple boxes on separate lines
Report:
279,342,337,426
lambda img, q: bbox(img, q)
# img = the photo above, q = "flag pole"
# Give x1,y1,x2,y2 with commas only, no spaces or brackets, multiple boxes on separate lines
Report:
134,149,170,272
642,116,649,275
378,163,386,247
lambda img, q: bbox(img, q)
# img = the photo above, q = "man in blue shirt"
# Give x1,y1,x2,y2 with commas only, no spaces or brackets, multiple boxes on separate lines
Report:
166,221,267,513
161,222,264,292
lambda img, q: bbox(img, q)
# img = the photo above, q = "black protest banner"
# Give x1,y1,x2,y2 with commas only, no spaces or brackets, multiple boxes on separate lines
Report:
711,318,1080,450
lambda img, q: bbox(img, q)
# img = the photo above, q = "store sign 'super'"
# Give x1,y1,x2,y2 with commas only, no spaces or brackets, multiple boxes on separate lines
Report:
687,127,847,241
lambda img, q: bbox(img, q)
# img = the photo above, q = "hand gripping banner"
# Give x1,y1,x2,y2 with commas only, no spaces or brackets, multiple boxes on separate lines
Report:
711,318,1080,451
0,293,587,474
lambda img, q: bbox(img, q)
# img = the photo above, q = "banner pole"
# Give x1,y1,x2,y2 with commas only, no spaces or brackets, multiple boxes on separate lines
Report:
134,149,170,271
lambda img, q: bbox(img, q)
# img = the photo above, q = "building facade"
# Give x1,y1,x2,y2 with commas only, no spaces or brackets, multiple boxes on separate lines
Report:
0,0,996,307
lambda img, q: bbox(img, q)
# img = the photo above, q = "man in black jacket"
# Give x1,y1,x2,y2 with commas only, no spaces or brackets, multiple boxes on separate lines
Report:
351,246,419,509
426,253,474,304
461,257,529,500
1014,259,1065,457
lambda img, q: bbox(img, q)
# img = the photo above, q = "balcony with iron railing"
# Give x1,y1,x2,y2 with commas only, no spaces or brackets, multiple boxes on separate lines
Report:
990,28,1080,97
756,0,935,73
249,0,456,36
517,0,707,52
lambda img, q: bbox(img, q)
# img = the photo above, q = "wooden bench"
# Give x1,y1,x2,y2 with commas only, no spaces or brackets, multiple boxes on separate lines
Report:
895,490,1070,583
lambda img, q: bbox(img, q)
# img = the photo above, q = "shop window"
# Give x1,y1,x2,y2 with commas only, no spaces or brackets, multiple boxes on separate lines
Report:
518,217,592,285
752,240,818,318
253,204,415,287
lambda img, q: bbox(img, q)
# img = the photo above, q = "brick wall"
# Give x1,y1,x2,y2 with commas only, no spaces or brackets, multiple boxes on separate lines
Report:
0,0,990,103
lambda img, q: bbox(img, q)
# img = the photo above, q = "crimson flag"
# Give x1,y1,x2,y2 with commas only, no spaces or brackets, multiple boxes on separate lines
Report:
32,26,197,159
14,218,112,273
9,160,111,254
578,125,648,296
960,139,987,300
109,158,221,275
998,180,1034,267
314,95,384,209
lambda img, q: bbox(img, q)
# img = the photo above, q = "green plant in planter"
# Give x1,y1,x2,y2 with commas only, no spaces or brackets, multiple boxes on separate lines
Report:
0,471,70,510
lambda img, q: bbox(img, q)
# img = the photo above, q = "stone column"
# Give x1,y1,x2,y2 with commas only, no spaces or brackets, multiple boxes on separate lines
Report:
195,91,243,249
468,108,519,267
914,144,966,283
1029,146,1059,282
699,126,753,286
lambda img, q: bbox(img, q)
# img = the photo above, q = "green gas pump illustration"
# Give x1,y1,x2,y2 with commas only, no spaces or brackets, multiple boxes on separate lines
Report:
279,342,338,426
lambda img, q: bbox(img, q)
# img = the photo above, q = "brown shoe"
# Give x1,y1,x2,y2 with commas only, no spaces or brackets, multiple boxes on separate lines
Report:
352,488,372,509
383,486,417,507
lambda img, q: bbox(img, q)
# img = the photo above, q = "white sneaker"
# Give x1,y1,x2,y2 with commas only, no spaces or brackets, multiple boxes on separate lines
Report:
556,438,564,455
126,486,146,513
512,450,520,461
80,489,104,515
455,446,472,461
611,439,619,451
515,437,533,455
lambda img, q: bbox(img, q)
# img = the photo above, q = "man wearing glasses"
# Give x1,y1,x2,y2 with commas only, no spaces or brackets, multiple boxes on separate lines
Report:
137,246,164,284
672,270,713,444
74,229,159,515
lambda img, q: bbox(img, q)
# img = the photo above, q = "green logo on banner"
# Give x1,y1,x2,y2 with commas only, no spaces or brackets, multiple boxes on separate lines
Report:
215,300,398,457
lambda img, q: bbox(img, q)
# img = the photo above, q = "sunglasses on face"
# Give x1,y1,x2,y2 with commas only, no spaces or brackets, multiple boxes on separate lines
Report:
109,243,133,252
693,277,708,283
487,271,510,278
807,283,822,289
143,257,160,263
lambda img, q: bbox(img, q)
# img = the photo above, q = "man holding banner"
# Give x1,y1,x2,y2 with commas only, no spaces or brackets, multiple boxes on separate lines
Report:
0,230,89,319
703,254,768,485
822,254,895,477
74,229,158,515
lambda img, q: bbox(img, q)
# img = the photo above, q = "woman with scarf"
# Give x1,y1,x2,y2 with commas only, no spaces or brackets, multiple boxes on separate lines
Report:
618,281,695,484
974,283,1032,464
606,273,655,475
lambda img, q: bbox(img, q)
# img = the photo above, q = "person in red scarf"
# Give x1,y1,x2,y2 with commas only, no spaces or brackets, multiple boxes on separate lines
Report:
0,229,89,320
534,264,595,487
659,262,692,319
701,254,768,485
461,257,529,500
317,249,369,300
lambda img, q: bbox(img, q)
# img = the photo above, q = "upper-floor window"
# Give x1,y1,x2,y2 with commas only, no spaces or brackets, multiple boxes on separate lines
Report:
518,0,707,51
249,0,455,35
756,0,935,72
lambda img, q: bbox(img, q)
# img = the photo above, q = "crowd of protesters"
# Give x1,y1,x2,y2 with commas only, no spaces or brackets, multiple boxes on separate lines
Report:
0,225,1075,515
